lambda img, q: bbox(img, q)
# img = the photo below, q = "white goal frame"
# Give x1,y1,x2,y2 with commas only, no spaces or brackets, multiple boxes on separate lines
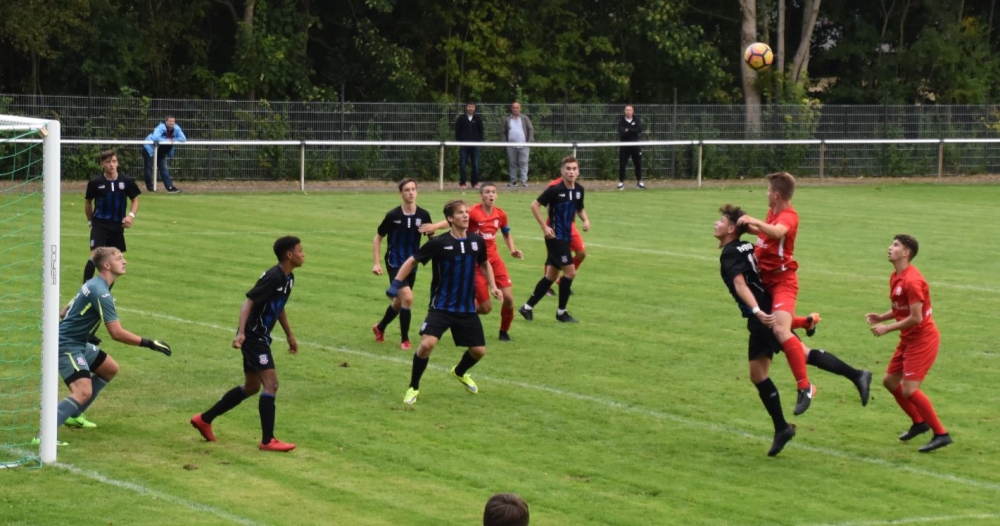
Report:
0,116,60,465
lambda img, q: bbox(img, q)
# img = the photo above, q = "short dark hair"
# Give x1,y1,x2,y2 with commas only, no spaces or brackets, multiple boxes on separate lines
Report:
398,178,417,192
99,149,116,163
443,199,468,221
465,101,476,106
273,236,301,262
719,204,748,236
894,234,919,260
479,182,497,194
765,172,796,200
560,155,578,168
165,114,175,121
483,493,529,526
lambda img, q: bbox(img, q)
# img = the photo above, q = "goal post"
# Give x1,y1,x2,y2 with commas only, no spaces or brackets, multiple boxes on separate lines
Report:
0,116,60,467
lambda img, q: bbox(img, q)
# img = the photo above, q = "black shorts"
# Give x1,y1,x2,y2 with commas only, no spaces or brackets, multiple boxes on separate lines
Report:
386,265,417,288
747,318,783,361
241,337,276,373
544,239,574,268
90,221,127,252
419,310,486,347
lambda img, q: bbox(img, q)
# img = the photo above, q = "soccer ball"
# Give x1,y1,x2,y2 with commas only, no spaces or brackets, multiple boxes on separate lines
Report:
743,43,774,72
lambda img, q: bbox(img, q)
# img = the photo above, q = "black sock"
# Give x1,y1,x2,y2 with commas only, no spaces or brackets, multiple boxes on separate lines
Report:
202,386,248,423
378,304,399,332
755,378,788,433
259,393,276,444
83,259,96,283
558,277,574,310
454,350,479,377
807,348,860,380
399,307,412,342
527,277,555,307
410,353,429,390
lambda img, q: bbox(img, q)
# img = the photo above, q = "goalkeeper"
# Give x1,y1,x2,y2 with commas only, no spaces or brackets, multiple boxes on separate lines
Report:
47,247,171,443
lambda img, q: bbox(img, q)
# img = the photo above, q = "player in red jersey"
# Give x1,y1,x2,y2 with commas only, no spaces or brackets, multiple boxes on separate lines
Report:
866,234,952,452
738,172,860,416
421,183,524,341
543,175,586,295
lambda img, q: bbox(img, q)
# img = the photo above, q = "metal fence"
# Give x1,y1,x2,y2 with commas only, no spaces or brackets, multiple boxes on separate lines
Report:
3,94,1000,181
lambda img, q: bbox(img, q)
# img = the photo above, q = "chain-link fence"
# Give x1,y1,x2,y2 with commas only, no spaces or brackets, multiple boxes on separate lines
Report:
3,94,1000,181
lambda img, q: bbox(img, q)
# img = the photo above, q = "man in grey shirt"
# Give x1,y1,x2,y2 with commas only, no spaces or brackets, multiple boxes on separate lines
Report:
501,101,534,187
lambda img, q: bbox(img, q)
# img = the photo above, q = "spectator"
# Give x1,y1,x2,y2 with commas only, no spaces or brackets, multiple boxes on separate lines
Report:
501,101,534,187
142,115,187,193
483,493,529,526
456,101,485,190
617,104,645,190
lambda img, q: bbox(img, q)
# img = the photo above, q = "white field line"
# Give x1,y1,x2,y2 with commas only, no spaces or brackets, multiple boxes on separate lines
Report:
59,231,999,294
812,512,1000,525
4,447,265,526
128,307,1000,495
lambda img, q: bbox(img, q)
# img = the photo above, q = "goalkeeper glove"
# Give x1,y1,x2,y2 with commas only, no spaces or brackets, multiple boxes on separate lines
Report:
140,338,172,356
386,279,405,299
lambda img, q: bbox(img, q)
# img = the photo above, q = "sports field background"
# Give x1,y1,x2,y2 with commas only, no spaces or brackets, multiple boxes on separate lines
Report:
2,181,999,525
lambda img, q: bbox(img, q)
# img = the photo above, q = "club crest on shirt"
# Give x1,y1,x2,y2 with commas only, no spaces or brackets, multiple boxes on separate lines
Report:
893,285,903,297
494,219,499,228
259,354,269,365
471,241,479,251
575,191,581,199
119,182,125,190
77,356,87,367
415,219,422,226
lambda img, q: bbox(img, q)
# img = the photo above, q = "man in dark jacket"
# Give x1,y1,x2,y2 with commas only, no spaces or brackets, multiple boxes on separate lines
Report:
617,105,645,190
456,102,485,190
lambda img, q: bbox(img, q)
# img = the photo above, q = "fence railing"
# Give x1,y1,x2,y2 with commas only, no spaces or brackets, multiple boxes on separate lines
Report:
41,138,997,191
5,95,1000,181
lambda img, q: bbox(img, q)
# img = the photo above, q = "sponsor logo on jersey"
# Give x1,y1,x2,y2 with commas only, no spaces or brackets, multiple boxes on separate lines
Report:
893,286,903,296
444,245,454,250
393,220,401,224
97,184,106,189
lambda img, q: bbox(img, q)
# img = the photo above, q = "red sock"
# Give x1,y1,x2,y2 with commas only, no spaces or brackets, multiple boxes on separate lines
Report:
892,384,923,423
791,316,809,329
781,337,810,389
573,256,584,270
500,304,514,332
908,389,947,435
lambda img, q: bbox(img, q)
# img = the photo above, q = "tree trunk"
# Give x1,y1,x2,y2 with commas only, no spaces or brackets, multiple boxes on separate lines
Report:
244,0,256,100
789,0,821,85
739,0,762,134
777,0,785,74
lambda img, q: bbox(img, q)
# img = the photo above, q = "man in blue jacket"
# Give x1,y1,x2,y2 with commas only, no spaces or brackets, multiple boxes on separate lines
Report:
142,115,187,193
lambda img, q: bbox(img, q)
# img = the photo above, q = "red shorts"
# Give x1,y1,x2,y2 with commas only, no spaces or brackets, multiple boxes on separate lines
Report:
886,330,940,381
570,224,585,253
474,257,511,304
761,271,798,314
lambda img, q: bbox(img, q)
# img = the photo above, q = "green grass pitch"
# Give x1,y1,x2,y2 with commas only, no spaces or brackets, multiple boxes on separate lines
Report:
2,181,1000,525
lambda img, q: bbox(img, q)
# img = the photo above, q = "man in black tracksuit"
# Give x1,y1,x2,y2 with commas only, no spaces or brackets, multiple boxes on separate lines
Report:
617,104,645,190
456,102,485,189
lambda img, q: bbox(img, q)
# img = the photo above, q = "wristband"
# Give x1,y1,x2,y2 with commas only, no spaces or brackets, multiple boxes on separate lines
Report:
129,212,135,218
752,306,761,314
87,221,92,227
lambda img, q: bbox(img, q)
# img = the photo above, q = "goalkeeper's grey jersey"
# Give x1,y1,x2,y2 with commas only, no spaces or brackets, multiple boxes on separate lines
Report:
59,277,119,346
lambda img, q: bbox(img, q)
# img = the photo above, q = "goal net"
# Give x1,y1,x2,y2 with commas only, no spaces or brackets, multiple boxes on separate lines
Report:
0,116,60,468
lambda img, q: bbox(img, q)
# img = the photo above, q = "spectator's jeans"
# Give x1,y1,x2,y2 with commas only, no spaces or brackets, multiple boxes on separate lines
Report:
458,146,480,186
506,146,530,184
142,147,174,190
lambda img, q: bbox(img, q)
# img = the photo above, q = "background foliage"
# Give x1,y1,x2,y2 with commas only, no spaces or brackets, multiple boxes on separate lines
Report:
4,1,1000,105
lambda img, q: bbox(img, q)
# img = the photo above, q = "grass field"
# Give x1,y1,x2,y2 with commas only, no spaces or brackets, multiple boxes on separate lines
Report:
2,181,1000,525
